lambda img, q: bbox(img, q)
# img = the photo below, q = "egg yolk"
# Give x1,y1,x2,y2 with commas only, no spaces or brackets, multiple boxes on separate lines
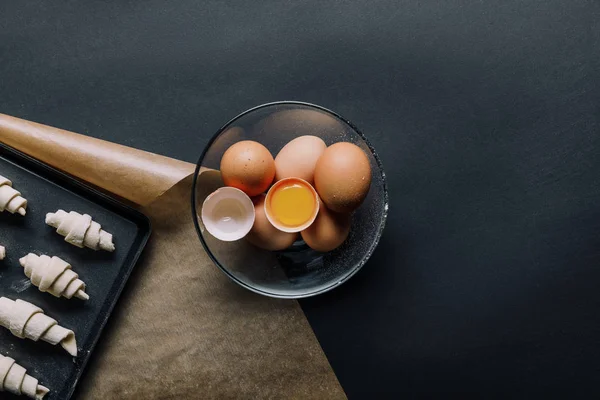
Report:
269,181,316,227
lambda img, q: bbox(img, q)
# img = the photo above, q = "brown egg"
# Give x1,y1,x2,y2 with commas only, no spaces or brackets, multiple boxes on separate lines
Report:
246,195,298,250
274,136,327,184
301,204,351,252
220,140,275,196
314,142,372,213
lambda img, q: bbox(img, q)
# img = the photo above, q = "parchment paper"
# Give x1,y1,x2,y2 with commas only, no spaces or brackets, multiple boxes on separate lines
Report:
0,114,345,399
0,113,195,205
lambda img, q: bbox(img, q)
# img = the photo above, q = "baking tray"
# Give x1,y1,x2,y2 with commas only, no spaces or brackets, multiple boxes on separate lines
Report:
0,143,151,400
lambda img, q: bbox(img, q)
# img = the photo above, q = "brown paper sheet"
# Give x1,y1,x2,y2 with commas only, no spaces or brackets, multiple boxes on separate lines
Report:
0,114,345,399
0,113,195,205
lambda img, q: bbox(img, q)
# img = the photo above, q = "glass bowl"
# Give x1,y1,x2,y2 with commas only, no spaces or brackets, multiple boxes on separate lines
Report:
192,101,388,298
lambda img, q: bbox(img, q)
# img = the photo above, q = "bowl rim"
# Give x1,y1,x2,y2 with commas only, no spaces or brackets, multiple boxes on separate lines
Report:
191,100,389,299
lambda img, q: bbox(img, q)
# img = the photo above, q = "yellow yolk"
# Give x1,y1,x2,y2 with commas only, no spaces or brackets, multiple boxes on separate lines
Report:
269,181,316,227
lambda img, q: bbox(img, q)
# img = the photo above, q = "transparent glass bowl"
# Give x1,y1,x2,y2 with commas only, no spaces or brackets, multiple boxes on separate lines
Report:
192,102,388,298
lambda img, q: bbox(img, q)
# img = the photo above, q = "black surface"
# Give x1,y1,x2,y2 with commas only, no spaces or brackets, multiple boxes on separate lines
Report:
0,145,150,400
1,1,600,398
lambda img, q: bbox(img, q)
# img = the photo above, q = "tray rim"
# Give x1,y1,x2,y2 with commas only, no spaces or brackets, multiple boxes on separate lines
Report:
0,142,152,400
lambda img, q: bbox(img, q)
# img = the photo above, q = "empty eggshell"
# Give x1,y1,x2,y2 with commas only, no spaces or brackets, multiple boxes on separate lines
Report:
301,203,351,252
274,135,327,184
246,195,298,251
201,187,255,242
220,140,276,197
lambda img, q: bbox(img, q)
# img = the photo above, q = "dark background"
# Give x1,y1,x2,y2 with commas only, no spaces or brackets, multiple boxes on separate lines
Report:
2,1,600,398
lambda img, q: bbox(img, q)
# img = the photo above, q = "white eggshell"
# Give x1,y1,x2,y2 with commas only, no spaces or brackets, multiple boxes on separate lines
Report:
201,187,255,241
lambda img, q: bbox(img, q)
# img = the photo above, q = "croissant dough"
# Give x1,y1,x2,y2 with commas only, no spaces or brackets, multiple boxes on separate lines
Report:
0,297,77,357
46,209,115,252
0,175,27,216
20,254,89,301
0,354,49,399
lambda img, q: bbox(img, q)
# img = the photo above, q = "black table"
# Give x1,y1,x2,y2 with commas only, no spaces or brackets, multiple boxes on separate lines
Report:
2,1,599,398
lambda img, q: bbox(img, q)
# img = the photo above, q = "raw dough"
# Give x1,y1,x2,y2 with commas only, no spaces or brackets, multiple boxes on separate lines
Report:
20,254,89,301
0,297,77,357
0,354,49,399
0,174,27,216
0,245,5,260
46,209,115,252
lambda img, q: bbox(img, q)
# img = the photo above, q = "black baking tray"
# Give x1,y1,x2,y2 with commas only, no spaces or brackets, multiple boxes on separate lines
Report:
0,143,151,400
